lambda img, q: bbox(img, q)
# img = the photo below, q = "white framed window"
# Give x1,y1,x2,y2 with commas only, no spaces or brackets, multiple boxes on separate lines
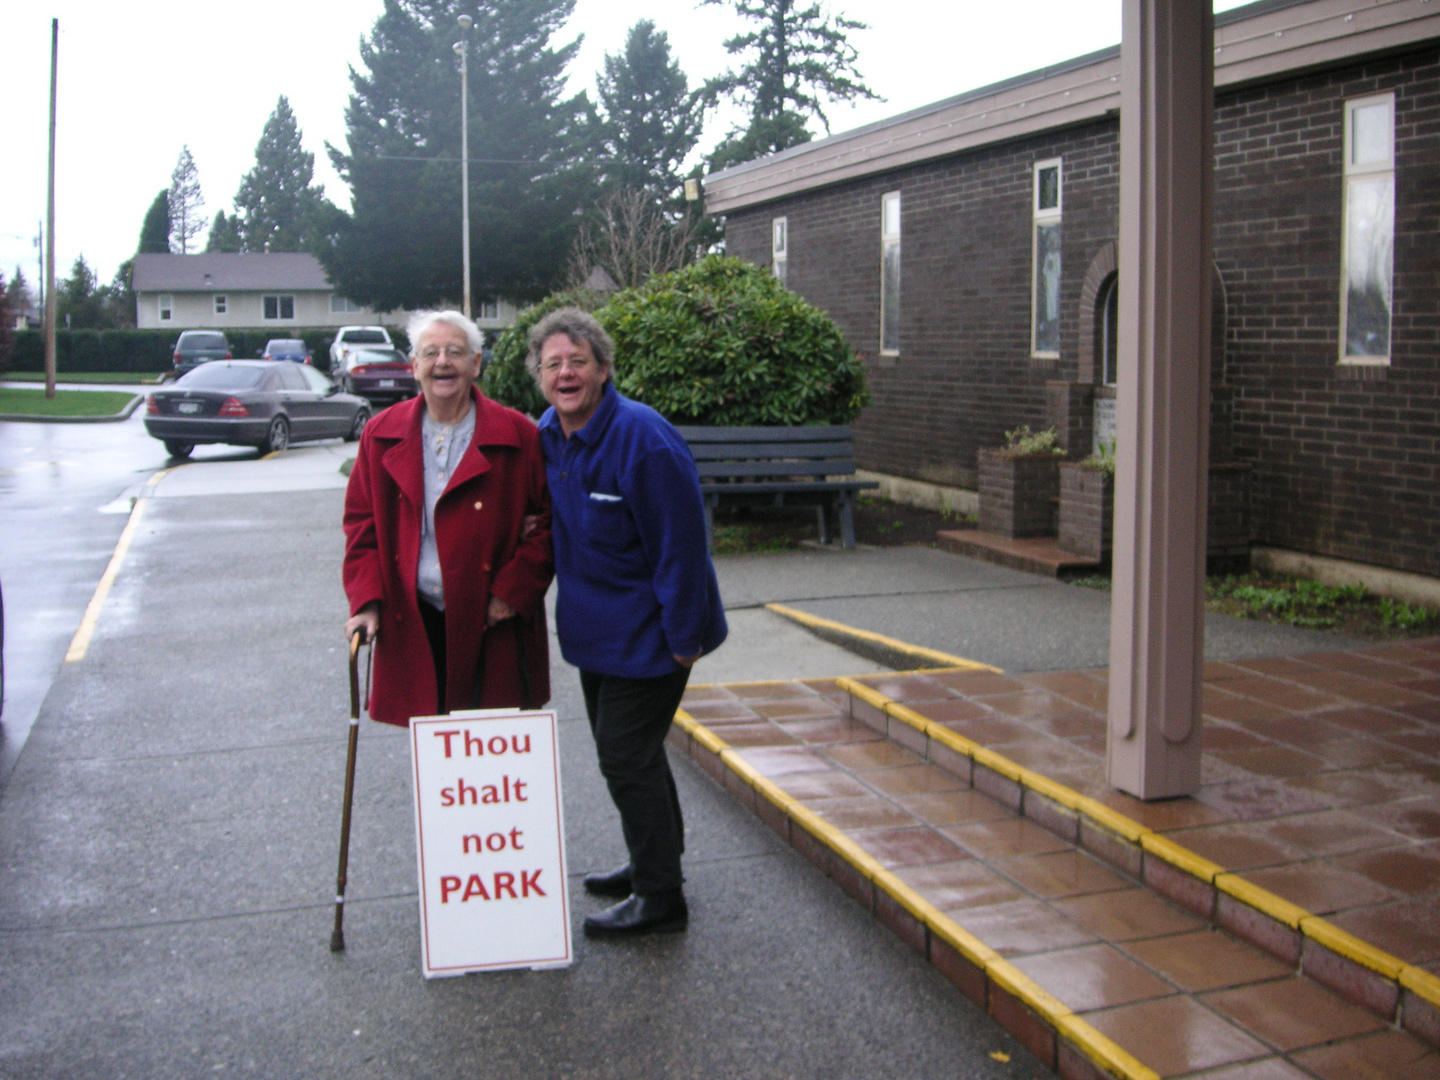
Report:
213,294,227,316
478,298,499,320
330,295,362,314
880,192,901,355
1032,158,1063,359
1340,93,1394,365
158,294,173,322
1099,273,1119,386
772,217,788,286
263,294,296,321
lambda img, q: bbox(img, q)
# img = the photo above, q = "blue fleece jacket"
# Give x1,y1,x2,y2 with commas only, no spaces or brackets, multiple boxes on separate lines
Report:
539,385,727,678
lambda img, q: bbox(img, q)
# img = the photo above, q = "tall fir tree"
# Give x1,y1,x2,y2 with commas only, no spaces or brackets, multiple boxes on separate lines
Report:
139,190,171,254
324,0,594,310
168,147,206,254
57,255,108,329
702,0,879,170
206,210,244,253
595,21,702,201
0,270,13,373
233,97,337,253
106,260,137,328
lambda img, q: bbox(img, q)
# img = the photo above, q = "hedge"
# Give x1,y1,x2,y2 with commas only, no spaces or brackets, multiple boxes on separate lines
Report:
6,327,411,376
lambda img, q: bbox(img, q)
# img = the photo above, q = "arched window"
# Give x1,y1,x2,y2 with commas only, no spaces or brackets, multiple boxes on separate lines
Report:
1098,273,1119,386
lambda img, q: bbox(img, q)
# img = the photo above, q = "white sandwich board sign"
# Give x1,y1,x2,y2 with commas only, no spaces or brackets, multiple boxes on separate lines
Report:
410,708,572,977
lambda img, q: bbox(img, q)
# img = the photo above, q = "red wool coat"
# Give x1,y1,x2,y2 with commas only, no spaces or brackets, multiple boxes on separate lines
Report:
343,391,553,726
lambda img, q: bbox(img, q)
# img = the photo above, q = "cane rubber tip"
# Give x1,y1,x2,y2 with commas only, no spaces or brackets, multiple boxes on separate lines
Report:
330,931,345,952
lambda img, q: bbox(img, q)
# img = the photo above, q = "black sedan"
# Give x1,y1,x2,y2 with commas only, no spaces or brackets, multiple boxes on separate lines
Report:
340,346,418,405
144,360,371,458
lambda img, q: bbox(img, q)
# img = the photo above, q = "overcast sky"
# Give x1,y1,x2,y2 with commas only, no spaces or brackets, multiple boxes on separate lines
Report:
0,0,1252,292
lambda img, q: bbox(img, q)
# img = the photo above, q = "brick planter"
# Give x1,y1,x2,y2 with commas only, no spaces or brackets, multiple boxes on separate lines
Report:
1058,462,1114,561
978,449,1061,538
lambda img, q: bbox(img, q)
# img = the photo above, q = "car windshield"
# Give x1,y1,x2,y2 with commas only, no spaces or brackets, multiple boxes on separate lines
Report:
267,339,306,352
342,330,388,344
177,364,268,390
180,333,227,350
352,348,407,367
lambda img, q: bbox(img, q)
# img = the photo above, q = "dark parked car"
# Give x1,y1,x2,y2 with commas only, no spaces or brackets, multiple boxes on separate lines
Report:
144,360,370,458
171,330,232,378
261,338,313,364
339,346,417,404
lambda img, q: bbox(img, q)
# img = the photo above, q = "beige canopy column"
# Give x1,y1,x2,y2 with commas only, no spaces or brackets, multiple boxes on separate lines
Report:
1106,0,1213,799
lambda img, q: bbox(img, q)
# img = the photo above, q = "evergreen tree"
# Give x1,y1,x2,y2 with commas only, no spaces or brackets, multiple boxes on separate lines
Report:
7,268,35,317
324,0,594,310
139,190,171,254
233,96,337,253
57,255,108,329
702,0,879,170
206,210,244,253
0,270,13,374
106,259,137,328
595,21,702,201
168,147,206,254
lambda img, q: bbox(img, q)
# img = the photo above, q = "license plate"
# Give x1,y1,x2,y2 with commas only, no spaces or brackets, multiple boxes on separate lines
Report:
379,380,395,388
177,402,200,414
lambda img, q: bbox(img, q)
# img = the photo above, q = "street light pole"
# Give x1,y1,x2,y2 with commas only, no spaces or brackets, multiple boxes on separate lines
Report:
455,15,472,320
44,18,58,400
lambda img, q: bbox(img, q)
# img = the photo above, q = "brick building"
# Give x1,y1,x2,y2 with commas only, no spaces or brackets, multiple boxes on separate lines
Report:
704,0,1440,579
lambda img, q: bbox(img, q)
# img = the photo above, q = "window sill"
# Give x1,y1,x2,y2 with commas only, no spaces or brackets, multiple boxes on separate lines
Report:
1334,363,1389,383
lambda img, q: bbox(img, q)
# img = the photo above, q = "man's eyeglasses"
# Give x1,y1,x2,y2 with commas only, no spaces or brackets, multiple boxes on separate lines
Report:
416,345,473,361
539,357,595,374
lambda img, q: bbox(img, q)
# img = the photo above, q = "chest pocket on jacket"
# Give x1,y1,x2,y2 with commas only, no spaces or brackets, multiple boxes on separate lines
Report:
583,495,637,550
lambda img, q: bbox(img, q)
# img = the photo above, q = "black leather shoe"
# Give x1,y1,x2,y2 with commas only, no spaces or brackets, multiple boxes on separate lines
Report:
583,890,688,937
582,864,633,898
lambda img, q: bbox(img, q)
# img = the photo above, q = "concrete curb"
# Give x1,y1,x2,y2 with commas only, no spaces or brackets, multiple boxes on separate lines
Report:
765,603,1004,673
669,671,1440,1076
0,393,144,424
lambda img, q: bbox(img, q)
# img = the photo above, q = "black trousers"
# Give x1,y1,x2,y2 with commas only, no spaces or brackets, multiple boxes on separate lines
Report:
580,667,691,897
417,597,447,714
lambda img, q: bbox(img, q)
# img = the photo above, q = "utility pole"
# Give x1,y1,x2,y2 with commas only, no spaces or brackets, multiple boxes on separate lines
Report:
44,18,58,399
454,14,473,319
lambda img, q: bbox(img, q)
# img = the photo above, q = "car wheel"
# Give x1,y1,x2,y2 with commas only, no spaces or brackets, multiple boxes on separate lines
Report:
346,408,371,442
261,416,290,455
163,440,194,459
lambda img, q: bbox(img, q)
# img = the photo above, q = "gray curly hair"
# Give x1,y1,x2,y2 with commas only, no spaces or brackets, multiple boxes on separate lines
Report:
526,308,614,378
406,309,482,355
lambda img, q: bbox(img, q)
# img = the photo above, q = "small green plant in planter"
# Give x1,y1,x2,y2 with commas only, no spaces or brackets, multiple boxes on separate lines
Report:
979,425,1066,538
1059,439,1116,560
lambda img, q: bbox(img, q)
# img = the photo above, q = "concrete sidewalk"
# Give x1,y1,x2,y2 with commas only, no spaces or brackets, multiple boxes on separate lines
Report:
0,455,1044,1079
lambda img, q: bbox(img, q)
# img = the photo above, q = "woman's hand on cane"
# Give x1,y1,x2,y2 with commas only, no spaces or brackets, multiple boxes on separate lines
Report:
346,602,380,644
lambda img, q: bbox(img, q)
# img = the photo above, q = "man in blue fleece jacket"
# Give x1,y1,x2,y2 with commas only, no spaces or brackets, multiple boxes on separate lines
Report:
530,308,727,936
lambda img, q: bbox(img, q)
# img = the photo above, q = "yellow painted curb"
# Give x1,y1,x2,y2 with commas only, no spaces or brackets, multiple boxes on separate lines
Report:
1141,834,1225,883
884,700,933,734
1301,917,1406,979
1056,1015,1162,1080
1074,796,1151,844
765,602,1000,671
971,745,1025,783
925,909,1004,969
928,723,981,758
1400,964,1440,1007
1216,873,1308,930
1020,769,1088,814
987,959,1074,1026
836,675,891,714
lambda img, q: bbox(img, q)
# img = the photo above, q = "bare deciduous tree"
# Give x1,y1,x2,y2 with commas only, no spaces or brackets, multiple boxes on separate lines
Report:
564,187,699,293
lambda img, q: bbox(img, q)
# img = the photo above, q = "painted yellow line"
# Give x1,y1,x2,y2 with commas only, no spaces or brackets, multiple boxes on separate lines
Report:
1057,1015,1161,1080
1216,873,1309,930
764,602,1001,671
64,469,172,663
1302,917,1406,980
1141,834,1224,883
987,959,1074,1025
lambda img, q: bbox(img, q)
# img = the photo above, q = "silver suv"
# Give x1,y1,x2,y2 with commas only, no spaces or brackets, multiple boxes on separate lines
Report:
330,326,394,374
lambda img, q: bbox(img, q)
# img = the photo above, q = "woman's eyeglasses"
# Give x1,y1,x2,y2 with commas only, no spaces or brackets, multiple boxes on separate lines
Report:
416,345,473,361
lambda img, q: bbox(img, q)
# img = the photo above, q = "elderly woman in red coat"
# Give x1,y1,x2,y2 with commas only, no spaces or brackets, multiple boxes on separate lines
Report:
342,310,552,725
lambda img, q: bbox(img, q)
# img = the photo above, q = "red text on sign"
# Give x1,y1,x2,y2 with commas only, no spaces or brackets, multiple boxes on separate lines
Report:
439,870,547,902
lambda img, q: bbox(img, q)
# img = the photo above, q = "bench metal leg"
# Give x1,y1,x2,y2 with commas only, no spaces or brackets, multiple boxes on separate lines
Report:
704,494,717,553
839,492,857,549
816,504,829,545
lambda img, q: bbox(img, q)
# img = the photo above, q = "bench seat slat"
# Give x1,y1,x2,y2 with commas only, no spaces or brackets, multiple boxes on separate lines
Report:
676,425,852,444
687,441,855,461
697,460,858,480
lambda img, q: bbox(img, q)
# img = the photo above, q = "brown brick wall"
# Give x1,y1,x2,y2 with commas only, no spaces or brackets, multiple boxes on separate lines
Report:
722,44,1440,577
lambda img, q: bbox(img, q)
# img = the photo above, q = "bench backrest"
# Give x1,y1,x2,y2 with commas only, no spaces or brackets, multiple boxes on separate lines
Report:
676,425,858,481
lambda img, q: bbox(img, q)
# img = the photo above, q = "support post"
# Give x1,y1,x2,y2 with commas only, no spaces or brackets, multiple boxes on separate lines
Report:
44,18,58,400
1106,0,1213,799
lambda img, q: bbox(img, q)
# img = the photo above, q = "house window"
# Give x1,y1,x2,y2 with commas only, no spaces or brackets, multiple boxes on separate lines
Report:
1098,273,1119,386
478,298,499,320
1341,93,1394,364
772,217,788,286
330,295,362,314
263,294,296,321
213,295,227,316
880,192,900,355
1032,158,1062,358
159,294,173,322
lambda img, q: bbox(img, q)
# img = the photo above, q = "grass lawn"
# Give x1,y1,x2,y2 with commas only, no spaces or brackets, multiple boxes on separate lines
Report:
0,387,140,417
2,371,167,385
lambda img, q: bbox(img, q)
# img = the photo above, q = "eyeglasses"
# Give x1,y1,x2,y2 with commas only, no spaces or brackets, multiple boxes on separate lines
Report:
539,357,596,374
417,345,473,361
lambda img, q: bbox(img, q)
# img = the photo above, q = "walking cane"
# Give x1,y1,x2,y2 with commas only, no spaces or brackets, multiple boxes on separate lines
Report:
330,626,368,952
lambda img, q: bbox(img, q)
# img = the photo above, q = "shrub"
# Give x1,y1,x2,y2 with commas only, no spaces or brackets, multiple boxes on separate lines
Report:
605,256,867,425
1001,424,1065,458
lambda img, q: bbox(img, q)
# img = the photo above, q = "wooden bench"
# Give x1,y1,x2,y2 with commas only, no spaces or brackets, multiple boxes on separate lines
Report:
676,425,879,550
